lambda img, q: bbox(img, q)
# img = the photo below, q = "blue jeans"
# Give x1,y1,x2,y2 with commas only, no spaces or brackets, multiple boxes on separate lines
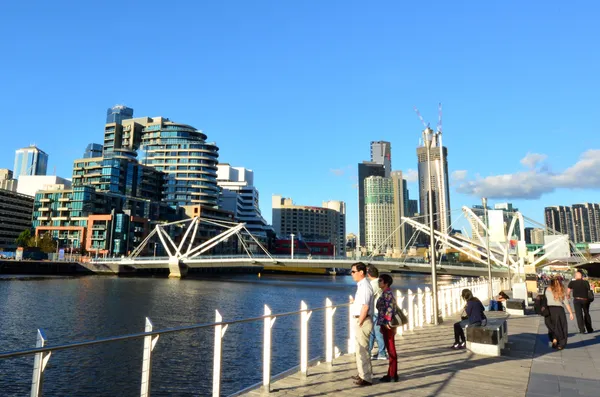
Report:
368,313,386,357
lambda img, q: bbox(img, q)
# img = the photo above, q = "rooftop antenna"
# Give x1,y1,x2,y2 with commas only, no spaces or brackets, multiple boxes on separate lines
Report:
437,102,443,135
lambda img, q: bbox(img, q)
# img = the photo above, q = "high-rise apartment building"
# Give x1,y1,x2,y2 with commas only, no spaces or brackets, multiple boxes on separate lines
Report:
13,145,48,178
572,203,600,243
272,195,346,256
545,206,576,242
217,164,269,236
417,135,451,233
531,228,545,245
106,105,134,124
0,189,34,249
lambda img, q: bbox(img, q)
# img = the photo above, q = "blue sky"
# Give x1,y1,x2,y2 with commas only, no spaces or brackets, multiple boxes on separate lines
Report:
1,1,599,234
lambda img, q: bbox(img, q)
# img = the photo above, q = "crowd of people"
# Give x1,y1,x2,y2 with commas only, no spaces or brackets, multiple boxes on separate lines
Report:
348,263,595,387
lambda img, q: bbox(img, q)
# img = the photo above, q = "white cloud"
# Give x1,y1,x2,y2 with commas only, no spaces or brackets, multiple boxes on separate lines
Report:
405,169,418,183
451,170,468,181
456,150,600,199
520,152,548,169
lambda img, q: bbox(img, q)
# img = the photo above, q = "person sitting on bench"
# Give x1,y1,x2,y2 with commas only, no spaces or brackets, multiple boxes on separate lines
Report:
452,289,487,349
496,291,510,302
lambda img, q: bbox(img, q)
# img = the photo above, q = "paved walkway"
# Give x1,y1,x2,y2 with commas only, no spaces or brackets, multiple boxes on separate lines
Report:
237,296,600,397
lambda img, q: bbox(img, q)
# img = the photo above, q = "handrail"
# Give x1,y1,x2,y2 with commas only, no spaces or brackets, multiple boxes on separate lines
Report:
0,303,351,360
0,277,508,397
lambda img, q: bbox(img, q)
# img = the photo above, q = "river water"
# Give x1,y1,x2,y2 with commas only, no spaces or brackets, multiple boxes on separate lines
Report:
0,273,458,396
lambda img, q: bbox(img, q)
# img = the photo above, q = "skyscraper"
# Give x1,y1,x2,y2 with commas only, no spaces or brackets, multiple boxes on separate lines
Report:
370,141,392,177
13,145,48,178
357,162,385,247
391,171,409,250
106,105,134,124
417,133,451,233
83,143,103,158
364,176,395,253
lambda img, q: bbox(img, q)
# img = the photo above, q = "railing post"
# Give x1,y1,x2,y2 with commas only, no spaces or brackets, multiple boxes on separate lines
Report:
440,287,447,319
407,289,415,331
347,295,355,354
263,305,276,391
300,301,312,377
396,290,405,336
140,318,160,397
417,288,424,328
212,310,228,397
425,287,433,324
30,329,51,397
325,298,336,367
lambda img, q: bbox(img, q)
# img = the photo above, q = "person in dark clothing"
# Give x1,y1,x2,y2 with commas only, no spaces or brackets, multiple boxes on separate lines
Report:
451,289,486,349
567,271,593,334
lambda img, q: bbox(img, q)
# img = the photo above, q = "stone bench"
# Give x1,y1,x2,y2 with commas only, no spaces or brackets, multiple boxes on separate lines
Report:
505,299,526,316
465,318,508,357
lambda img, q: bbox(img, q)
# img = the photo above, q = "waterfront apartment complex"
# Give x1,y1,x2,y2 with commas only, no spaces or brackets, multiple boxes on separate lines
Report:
272,195,346,256
545,203,600,243
0,189,34,250
13,145,48,178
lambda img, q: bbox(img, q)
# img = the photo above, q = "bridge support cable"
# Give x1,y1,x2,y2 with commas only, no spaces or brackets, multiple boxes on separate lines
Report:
185,218,200,256
156,227,175,258
366,219,409,261
129,227,158,258
185,223,246,259
242,226,274,261
402,217,493,267
461,206,507,267
176,217,200,256
235,232,253,258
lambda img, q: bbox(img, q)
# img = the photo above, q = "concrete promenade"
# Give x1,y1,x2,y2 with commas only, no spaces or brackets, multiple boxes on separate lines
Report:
238,297,600,397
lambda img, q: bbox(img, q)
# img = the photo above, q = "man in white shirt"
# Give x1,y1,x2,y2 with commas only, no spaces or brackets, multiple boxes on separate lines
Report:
367,265,387,360
350,262,374,386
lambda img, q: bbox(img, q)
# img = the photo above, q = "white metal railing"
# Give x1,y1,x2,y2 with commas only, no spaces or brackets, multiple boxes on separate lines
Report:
0,277,507,397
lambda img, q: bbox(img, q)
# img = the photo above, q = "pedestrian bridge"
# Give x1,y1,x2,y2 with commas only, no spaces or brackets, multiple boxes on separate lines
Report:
89,254,510,278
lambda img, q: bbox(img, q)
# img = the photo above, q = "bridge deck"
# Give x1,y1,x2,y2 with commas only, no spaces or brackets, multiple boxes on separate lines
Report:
237,299,600,397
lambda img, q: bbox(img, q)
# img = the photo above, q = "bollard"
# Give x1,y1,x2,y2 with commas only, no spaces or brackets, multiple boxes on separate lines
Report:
212,310,228,397
325,298,336,366
30,330,51,397
263,305,277,391
140,318,160,397
347,295,355,354
407,289,415,331
300,301,312,377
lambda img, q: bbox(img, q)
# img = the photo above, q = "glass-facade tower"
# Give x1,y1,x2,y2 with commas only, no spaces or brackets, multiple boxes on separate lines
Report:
106,105,134,124
13,146,48,178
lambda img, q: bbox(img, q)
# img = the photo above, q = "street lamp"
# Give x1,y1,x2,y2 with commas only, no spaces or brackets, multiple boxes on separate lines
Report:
482,197,493,300
423,127,440,325
290,233,295,259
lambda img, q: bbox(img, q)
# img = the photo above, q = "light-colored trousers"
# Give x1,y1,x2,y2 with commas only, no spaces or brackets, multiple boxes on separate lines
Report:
355,317,373,382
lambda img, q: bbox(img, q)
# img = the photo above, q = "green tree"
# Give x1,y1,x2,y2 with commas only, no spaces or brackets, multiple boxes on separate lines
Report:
35,234,58,254
15,229,32,247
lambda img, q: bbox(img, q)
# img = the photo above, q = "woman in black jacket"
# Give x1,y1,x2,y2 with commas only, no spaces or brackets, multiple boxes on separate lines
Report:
451,289,486,349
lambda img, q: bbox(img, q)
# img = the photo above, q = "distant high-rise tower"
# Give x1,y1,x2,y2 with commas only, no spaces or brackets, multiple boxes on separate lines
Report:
358,162,385,247
370,141,392,177
545,206,576,242
106,105,134,124
13,145,48,178
417,132,451,233
83,143,103,158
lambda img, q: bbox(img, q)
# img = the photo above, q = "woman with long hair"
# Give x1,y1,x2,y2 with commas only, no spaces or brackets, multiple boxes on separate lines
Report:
451,289,486,349
544,278,575,349
375,274,398,382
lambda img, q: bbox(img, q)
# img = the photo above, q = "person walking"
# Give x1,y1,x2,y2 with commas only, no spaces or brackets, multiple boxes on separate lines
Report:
567,271,593,334
367,265,387,360
376,274,398,382
350,262,374,386
545,278,575,349
451,289,486,349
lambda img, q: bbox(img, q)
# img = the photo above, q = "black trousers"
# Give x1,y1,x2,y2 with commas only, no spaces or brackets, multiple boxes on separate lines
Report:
453,320,480,344
545,306,568,348
573,299,593,333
